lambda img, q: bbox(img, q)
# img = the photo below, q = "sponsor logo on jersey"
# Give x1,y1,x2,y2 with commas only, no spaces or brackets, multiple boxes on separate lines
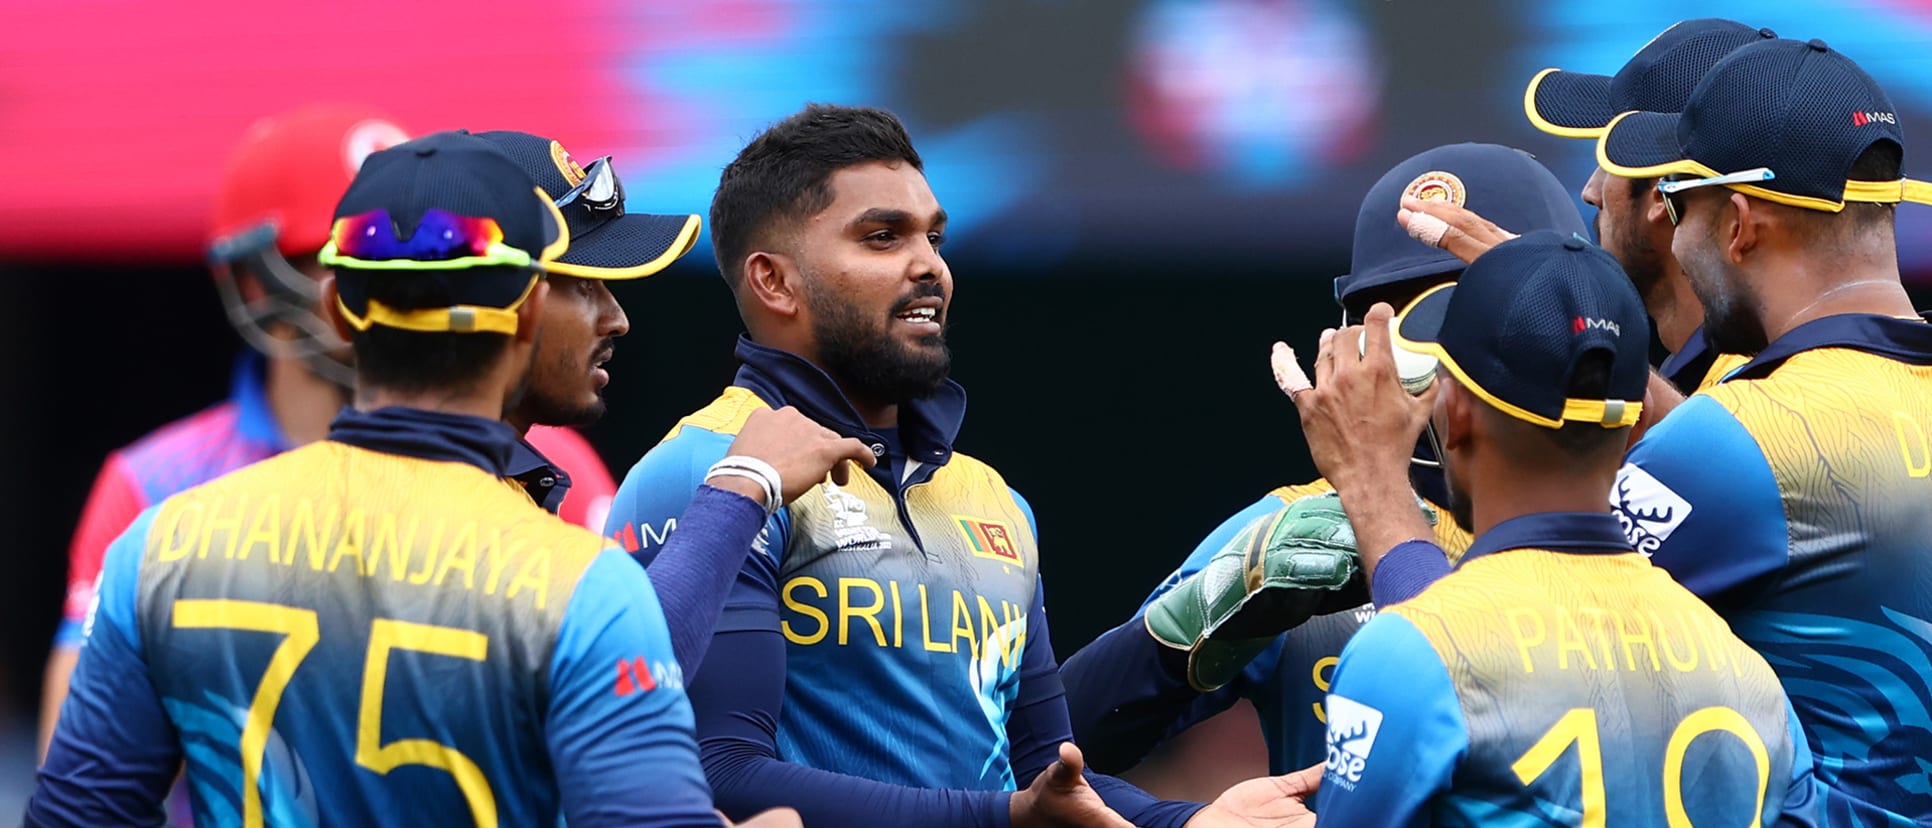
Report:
1324,693,1384,790
1612,464,1693,556
614,656,685,697
955,516,1021,566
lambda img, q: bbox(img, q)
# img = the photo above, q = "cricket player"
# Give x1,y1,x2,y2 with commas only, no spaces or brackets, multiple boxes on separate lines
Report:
1060,142,1592,778
1288,232,1819,826
1406,19,1777,396
39,107,622,759
1319,37,1932,826
607,103,1319,827
28,130,752,827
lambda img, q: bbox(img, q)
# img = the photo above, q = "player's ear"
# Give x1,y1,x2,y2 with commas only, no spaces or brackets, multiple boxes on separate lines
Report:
514,278,550,346
742,251,802,319
319,275,355,342
1439,376,1475,454
1727,192,1760,264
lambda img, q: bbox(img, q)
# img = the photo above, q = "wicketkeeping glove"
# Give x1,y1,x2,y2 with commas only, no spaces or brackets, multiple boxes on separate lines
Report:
1144,491,1434,692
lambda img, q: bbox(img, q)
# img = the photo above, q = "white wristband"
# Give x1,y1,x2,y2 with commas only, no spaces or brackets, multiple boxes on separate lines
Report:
706,455,784,515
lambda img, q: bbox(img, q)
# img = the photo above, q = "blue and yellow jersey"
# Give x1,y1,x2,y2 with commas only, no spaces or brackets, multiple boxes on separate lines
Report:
29,408,717,828
1133,480,1472,775
1658,326,1752,394
610,376,1041,791
1318,512,1818,827
1613,314,1932,825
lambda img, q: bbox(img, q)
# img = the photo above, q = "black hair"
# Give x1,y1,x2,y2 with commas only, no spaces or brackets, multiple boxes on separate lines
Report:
709,104,924,286
345,271,518,394
1776,141,1901,245
1487,350,1630,461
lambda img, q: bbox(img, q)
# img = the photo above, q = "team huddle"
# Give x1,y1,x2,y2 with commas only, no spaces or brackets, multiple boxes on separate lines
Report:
24,16,1932,828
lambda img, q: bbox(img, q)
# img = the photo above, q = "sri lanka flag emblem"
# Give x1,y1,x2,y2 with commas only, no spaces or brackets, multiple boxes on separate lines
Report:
955,516,1021,566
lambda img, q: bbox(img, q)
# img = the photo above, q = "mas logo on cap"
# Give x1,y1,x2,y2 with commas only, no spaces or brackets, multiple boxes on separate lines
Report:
341,119,409,178
1404,171,1466,206
550,141,589,186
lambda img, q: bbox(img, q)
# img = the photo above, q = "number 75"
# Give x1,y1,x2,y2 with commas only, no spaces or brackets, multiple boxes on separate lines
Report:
173,599,498,828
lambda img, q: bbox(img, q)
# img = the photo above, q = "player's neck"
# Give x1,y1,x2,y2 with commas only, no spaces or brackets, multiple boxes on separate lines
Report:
1649,274,1704,355
355,387,508,423
1468,469,1620,537
1758,256,1913,343
265,356,348,447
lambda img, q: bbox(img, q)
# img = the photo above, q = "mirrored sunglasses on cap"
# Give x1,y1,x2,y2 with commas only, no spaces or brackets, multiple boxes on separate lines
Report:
554,156,624,216
1655,167,1774,226
319,208,539,270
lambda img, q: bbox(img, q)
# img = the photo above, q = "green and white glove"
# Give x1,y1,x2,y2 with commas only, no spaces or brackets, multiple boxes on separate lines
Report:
1143,491,1433,692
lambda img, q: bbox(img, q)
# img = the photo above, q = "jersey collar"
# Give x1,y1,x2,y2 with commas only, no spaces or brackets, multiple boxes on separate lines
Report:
731,334,968,466
1658,326,1719,394
1729,312,1932,382
327,406,526,479
507,438,572,514
1458,511,1634,565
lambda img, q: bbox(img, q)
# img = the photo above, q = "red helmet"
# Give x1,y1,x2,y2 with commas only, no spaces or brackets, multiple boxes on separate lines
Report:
209,104,410,258
207,104,409,388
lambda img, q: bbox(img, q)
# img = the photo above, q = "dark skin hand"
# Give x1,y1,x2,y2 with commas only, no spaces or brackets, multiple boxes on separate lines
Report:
1272,302,1436,583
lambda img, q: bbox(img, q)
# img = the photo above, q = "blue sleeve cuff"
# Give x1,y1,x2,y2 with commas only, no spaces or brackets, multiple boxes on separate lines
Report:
1370,540,1452,607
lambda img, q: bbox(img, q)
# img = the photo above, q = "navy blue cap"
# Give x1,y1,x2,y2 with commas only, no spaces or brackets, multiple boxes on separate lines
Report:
1337,143,1587,305
1599,38,1932,212
1395,231,1650,429
1526,19,1775,138
472,131,701,280
325,130,568,332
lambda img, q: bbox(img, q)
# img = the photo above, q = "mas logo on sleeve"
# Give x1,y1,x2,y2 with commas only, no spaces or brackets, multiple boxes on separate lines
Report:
1611,464,1693,556
1323,693,1385,791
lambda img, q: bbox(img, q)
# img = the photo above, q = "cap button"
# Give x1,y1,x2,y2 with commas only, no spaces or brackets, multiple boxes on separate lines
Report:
1807,38,1829,53
1758,28,1775,38
1562,235,1588,251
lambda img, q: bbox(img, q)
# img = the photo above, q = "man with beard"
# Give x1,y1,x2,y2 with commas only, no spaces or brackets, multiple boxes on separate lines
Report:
1307,37,1932,826
1058,143,1593,782
1280,232,1818,826
36,110,621,764
1403,19,1776,395
606,103,1321,828
31,130,787,828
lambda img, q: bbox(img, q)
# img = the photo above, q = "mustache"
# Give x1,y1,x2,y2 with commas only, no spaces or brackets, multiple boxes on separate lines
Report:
889,284,948,317
592,339,616,364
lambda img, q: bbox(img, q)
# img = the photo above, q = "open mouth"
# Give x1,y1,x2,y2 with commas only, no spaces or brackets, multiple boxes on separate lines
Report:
896,306,939,325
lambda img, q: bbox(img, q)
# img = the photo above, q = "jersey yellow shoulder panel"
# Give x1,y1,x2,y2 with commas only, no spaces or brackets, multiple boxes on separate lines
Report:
1696,352,1752,391
660,386,770,442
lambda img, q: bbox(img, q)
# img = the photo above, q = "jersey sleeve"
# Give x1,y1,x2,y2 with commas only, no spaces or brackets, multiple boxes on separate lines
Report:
1315,614,1466,828
28,507,182,828
607,426,789,638
546,550,721,828
525,426,618,534
55,454,148,648
1061,495,1283,773
1615,394,1789,609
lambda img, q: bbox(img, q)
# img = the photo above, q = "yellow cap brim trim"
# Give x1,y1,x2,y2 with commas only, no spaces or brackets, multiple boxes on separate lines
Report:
336,274,539,335
1598,112,1932,213
1524,68,1608,140
1393,284,1643,429
537,187,571,263
545,214,703,280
